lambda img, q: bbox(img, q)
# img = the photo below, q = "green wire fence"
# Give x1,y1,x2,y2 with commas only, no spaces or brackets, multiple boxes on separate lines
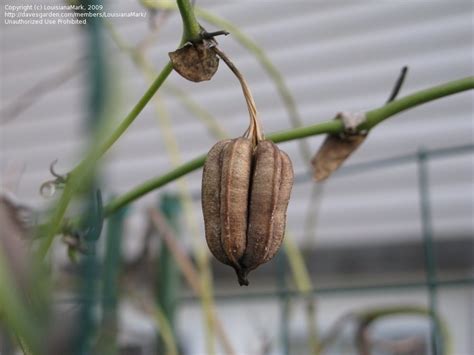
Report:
55,143,473,355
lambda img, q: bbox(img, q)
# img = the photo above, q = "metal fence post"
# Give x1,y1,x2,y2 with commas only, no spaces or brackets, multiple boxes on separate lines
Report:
417,149,442,355
74,1,107,353
156,193,182,353
99,205,127,353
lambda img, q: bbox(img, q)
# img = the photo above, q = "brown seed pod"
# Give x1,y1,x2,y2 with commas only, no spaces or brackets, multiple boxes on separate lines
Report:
201,46,293,285
201,139,294,286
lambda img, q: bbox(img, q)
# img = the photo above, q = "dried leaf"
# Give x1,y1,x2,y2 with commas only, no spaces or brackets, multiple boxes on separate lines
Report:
169,40,219,82
311,133,367,181
0,195,30,291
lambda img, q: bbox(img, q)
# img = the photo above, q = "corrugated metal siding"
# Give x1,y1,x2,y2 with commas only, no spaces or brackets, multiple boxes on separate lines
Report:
1,1,473,246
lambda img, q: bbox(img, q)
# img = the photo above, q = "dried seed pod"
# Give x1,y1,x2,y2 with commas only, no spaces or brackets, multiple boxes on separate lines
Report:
169,40,219,82
202,139,294,286
200,46,293,285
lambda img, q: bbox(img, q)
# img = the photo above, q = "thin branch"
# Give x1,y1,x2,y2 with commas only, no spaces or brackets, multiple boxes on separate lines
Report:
355,319,371,355
0,206,40,352
304,184,325,241
104,17,223,353
318,313,355,352
371,336,425,354
131,292,179,355
164,84,229,139
1,57,84,124
104,76,474,215
152,96,217,355
354,306,451,355
38,0,203,256
283,235,320,354
148,208,236,355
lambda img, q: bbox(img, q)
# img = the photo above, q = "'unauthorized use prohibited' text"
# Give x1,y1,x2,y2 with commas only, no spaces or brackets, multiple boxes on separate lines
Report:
4,4,147,25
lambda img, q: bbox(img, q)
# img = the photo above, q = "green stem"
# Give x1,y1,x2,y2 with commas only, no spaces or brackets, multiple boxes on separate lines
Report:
356,306,451,355
38,172,82,259
38,62,173,258
153,97,216,355
0,248,40,353
104,155,204,216
118,18,228,351
151,302,179,355
104,77,473,215
363,77,474,130
39,0,203,257
176,0,201,42
83,62,174,167
284,236,319,354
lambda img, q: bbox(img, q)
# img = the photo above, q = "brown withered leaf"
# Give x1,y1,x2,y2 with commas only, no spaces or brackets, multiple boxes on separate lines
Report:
169,40,219,82
0,195,30,292
311,133,367,181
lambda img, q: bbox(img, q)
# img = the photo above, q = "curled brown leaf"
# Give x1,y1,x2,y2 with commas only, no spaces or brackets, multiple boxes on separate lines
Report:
169,39,219,82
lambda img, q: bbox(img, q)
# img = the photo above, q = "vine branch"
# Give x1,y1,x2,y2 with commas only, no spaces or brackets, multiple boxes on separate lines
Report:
176,0,201,42
104,76,474,216
38,0,206,257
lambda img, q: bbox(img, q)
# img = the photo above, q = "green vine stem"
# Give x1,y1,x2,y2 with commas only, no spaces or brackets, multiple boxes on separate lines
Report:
355,306,451,355
104,76,473,215
284,235,319,354
153,97,217,355
38,0,201,257
104,15,220,355
176,0,201,42
128,291,179,355
319,306,451,354
0,248,40,353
